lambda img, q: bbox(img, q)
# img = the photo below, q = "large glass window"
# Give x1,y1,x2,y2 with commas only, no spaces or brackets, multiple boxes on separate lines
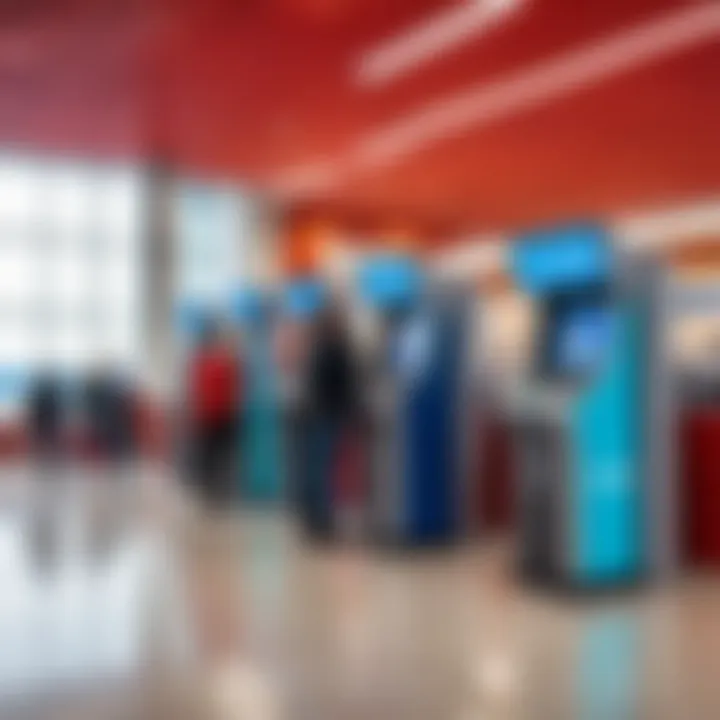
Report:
174,183,247,312
0,154,144,414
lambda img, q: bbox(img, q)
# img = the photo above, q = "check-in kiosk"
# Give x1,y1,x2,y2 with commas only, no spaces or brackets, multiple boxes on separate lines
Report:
360,256,474,546
509,224,674,589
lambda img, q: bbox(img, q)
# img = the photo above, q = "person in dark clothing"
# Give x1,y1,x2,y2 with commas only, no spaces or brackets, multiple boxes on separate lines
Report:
309,312,357,420
27,371,65,465
303,308,358,539
80,366,138,560
26,371,67,569
83,367,136,465
187,323,241,508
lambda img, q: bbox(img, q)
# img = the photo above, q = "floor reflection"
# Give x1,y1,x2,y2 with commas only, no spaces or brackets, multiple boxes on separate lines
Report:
0,471,178,716
0,468,717,719
573,611,640,719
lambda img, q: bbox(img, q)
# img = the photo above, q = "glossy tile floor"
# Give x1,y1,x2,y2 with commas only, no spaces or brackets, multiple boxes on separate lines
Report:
0,465,719,719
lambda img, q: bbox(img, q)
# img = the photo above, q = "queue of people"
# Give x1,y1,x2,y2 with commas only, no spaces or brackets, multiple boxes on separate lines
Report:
26,366,138,471
23,306,362,539
182,308,360,538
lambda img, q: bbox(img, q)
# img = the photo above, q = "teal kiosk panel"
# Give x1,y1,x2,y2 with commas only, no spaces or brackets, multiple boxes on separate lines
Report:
232,288,284,503
509,224,659,588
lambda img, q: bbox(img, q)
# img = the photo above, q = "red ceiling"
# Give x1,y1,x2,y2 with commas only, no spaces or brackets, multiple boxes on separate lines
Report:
0,0,718,231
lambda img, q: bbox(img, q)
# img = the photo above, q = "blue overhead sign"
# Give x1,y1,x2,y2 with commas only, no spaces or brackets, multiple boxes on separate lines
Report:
510,223,612,294
358,254,424,309
283,278,326,318
230,287,274,324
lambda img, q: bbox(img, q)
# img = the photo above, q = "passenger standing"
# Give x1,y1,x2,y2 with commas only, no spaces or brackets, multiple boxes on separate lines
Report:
82,364,139,556
83,365,136,467
188,324,242,508
27,371,65,470
303,308,357,540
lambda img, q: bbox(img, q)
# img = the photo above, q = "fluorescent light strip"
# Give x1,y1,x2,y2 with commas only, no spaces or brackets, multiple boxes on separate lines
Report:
357,0,527,88
353,2,720,169
269,3,720,197
268,159,340,197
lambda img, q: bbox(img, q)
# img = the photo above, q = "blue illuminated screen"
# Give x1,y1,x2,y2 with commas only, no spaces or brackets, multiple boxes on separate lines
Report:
511,224,611,294
560,307,612,371
358,255,423,309
549,305,613,375
284,279,325,318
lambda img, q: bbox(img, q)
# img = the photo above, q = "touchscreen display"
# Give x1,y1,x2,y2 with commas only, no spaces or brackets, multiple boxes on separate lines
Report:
555,307,612,373
541,297,613,378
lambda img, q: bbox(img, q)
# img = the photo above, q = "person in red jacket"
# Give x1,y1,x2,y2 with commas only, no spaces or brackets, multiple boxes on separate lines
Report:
188,322,242,507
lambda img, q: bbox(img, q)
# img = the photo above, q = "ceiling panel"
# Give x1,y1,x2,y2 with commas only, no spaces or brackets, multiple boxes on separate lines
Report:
0,0,717,231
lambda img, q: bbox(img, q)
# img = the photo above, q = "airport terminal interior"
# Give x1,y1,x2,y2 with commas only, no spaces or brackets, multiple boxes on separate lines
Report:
1,1,720,718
